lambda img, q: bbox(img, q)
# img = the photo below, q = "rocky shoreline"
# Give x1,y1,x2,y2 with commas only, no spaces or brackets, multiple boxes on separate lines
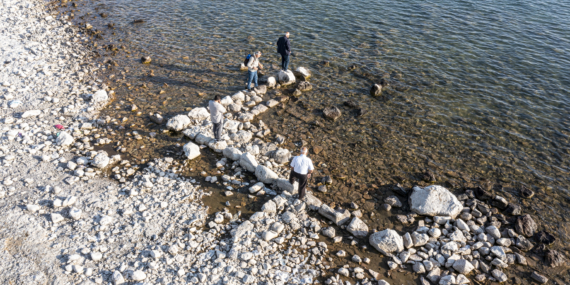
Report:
1,0,568,285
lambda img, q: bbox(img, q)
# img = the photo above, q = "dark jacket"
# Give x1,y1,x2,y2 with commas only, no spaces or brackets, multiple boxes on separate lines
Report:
277,36,291,56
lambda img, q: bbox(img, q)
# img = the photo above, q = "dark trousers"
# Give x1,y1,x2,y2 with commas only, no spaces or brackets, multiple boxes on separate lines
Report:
289,170,308,199
281,54,290,71
212,122,223,140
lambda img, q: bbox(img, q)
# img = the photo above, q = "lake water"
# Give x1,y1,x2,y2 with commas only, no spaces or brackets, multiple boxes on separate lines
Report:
55,0,570,280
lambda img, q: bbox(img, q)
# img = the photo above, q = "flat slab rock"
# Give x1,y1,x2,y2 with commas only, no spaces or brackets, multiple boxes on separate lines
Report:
409,185,463,218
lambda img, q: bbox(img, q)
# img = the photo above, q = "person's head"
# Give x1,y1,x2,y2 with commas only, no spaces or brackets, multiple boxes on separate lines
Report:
285,32,290,38
300,147,308,155
255,51,262,58
214,95,221,102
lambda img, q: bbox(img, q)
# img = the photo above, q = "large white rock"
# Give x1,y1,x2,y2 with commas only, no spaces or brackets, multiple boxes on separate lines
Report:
231,91,245,102
369,229,404,255
232,221,254,242
251,104,269,116
22,110,41,118
278,70,296,85
318,204,351,225
273,148,291,164
261,200,277,213
183,142,201,159
304,193,323,211
56,131,74,146
195,133,214,145
453,259,474,274
255,165,279,184
230,130,252,144
237,112,255,122
223,147,242,161
91,152,110,168
166,114,191,131
294,67,311,79
220,96,234,107
275,178,297,193
224,120,240,132
91,90,109,103
69,208,82,220
409,185,463,218
267,77,276,88
208,140,227,153
112,271,125,285
239,152,258,172
346,217,369,238
182,127,201,139
188,107,210,121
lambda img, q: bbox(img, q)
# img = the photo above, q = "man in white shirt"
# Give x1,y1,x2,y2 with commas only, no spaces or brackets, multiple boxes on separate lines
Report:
209,95,226,141
289,147,314,199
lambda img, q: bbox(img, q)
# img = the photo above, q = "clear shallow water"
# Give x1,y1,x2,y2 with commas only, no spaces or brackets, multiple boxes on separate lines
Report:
83,0,570,188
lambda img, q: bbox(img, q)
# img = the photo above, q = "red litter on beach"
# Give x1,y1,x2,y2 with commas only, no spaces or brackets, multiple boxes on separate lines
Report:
55,124,64,130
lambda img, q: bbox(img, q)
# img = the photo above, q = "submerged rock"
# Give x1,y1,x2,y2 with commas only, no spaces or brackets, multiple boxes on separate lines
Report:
535,231,556,245
149,113,164,124
297,81,312,92
370,84,382,96
545,250,567,267
409,185,463,218
515,214,537,237
323,106,341,121
141,56,151,64
520,185,535,198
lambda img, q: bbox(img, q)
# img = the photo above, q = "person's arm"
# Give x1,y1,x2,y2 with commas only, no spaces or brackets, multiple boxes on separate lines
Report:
286,38,291,54
307,160,314,178
219,103,227,114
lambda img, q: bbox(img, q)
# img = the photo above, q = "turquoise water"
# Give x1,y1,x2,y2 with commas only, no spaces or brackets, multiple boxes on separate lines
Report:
73,0,570,214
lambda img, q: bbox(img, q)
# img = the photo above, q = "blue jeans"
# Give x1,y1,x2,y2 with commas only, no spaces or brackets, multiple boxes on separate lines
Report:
247,70,258,90
281,54,290,71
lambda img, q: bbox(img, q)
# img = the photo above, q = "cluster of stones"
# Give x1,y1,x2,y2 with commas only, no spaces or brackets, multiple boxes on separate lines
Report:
345,185,559,285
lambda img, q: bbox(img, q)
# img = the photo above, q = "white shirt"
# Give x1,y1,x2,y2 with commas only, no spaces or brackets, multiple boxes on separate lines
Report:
290,154,314,175
209,100,226,124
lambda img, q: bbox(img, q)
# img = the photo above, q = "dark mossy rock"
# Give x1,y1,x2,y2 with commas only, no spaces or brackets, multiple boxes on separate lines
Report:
474,186,493,200
504,203,522,215
545,250,567,267
535,231,556,245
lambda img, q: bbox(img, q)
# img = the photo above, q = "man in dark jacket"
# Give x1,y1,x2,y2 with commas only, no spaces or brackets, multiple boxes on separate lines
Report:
276,32,291,71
